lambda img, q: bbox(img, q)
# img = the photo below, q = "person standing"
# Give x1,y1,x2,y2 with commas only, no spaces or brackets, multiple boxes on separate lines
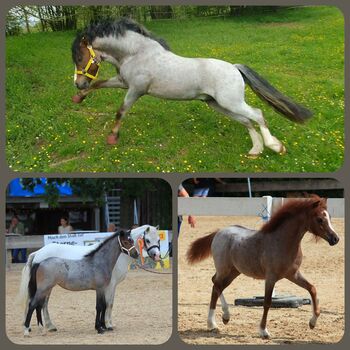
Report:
58,216,73,234
178,184,196,233
7,215,27,263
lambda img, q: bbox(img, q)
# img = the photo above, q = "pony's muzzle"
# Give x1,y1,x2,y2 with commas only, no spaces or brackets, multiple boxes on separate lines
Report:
75,80,90,90
130,249,139,259
328,233,339,246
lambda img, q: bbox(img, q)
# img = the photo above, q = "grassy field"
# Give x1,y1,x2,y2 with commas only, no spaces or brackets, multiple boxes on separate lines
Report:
6,6,344,172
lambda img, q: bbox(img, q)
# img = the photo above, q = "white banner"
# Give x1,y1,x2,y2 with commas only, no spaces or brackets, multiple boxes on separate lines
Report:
44,232,113,246
44,230,171,260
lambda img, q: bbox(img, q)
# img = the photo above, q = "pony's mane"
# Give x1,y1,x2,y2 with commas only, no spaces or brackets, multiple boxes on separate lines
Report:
260,196,326,234
72,17,170,62
84,231,121,258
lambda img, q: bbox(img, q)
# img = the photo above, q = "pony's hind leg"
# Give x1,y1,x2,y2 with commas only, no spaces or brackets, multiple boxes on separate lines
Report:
207,101,264,157
24,293,47,336
287,271,320,329
95,291,107,334
208,269,240,331
42,291,57,332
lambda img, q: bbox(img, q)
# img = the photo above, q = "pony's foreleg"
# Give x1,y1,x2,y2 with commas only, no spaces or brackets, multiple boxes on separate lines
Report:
104,281,118,330
74,76,128,102
287,271,320,329
108,88,143,145
259,278,277,339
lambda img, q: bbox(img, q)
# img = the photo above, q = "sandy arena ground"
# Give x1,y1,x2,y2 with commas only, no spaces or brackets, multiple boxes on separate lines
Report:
6,266,172,345
178,216,344,345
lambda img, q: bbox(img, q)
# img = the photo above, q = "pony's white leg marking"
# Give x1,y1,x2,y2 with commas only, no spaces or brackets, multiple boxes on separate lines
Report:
259,327,270,339
220,293,230,324
247,127,264,156
260,125,286,154
24,327,30,337
207,308,218,331
242,106,285,154
207,100,264,156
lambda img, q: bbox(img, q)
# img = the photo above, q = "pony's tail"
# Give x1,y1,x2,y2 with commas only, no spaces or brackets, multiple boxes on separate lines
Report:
235,64,313,123
17,253,35,307
186,231,218,264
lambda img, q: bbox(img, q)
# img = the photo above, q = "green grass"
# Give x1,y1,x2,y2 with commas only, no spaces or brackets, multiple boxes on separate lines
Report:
6,6,344,172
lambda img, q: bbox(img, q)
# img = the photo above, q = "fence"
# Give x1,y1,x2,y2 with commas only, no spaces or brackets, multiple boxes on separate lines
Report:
178,197,344,217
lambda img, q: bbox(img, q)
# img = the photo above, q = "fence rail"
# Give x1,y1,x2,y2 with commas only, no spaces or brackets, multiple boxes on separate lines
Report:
178,197,344,217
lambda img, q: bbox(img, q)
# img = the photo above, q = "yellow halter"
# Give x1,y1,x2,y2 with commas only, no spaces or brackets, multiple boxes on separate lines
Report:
75,45,101,80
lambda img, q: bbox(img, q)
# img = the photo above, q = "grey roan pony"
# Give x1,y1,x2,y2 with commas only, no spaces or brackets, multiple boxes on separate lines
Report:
187,196,339,339
22,230,139,336
72,18,312,157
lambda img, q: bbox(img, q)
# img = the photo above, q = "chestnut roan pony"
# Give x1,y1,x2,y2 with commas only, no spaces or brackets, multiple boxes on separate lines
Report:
71,18,312,156
186,196,339,339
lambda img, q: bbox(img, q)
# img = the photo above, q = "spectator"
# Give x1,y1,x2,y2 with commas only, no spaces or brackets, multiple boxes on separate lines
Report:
193,178,226,197
7,215,27,263
178,184,196,234
58,216,73,234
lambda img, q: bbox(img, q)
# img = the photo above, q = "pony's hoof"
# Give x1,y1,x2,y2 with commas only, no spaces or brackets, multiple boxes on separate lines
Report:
107,133,118,145
106,327,114,331
279,144,287,155
48,327,57,332
247,153,260,159
24,330,30,337
97,327,105,334
259,328,270,339
72,94,85,104
309,316,317,329
222,316,230,325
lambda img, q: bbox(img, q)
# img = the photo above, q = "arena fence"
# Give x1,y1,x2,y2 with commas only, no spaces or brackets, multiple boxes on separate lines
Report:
178,197,344,217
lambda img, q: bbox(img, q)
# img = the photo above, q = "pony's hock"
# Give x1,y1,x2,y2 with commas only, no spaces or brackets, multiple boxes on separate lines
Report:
71,18,312,156
235,295,311,308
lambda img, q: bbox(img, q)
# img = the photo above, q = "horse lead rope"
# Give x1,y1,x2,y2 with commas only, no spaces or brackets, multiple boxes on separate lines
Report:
135,262,172,275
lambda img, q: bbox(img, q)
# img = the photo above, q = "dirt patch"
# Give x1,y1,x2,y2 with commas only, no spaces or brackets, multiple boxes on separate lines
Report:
6,267,172,345
178,216,344,345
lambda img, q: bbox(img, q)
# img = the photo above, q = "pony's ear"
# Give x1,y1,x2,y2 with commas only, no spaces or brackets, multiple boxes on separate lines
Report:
156,225,159,230
145,227,150,233
312,200,320,208
80,36,89,46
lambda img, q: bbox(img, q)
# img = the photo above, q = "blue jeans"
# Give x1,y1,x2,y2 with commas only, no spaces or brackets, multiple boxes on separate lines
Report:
12,248,27,263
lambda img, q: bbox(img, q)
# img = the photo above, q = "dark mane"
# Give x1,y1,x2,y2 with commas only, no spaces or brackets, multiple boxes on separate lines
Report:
72,17,170,63
260,196,326,234
84,231,120,258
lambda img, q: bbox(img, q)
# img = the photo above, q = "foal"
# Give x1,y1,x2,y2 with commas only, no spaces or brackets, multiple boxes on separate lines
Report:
187,196,339,338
